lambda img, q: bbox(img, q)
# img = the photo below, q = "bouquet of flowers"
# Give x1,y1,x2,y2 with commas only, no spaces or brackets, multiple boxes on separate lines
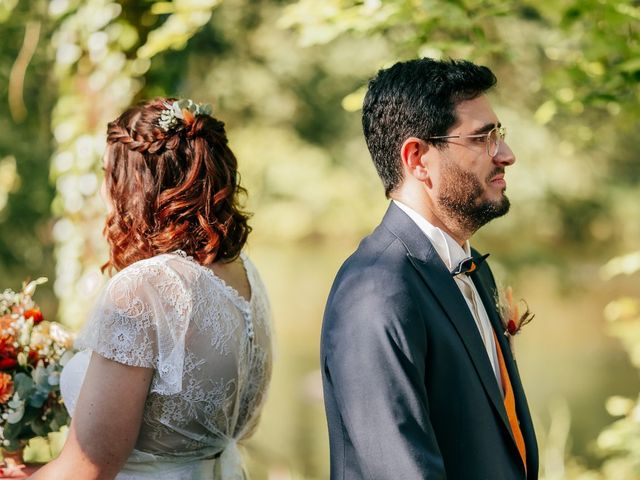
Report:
0,277,73,458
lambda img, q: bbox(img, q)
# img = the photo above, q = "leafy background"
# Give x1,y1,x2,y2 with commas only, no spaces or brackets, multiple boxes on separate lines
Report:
0,0,639,478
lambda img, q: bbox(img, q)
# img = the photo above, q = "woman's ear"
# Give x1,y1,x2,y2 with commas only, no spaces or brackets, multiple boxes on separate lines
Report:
400,137,431,185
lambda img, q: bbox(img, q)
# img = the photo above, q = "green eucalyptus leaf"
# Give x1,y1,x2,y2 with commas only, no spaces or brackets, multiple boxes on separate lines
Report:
14,372,34,398
30,416,48,436
6,403,25,424
53,405,71,426
28,389,49,408
21,405,39,423
49,418,60,432
2,420,22,440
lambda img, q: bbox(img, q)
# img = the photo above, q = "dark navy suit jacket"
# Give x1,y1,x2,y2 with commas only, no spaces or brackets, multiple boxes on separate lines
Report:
321,202,538,479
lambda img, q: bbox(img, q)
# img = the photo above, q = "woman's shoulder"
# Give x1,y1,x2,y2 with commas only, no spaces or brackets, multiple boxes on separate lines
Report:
111,251,180,273
107,252,196,286
106,250,265,305
99,252,200,316
81,253,195,345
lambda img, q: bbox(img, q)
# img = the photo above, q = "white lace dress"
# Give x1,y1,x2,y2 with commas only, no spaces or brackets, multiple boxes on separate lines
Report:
60,251,272,480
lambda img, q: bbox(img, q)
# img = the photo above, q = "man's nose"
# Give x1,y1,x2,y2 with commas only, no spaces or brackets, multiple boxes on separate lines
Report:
493,142,515,166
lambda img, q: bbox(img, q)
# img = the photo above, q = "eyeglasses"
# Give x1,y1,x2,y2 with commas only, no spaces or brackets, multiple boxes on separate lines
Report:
426,125,506,158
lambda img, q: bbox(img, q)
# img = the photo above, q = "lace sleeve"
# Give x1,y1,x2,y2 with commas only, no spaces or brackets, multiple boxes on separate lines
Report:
75,257,192,395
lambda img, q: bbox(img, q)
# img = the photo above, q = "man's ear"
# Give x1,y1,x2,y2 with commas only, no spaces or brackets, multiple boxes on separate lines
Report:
401,137,431,184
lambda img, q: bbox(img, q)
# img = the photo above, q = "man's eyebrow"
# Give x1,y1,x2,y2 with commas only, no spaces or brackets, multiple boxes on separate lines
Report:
470,122,500,135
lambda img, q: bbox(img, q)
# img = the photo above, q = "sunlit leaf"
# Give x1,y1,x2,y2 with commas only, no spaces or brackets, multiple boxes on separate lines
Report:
601,251,640,280
341,86,367,112
0,0,18,23
533,100,557,125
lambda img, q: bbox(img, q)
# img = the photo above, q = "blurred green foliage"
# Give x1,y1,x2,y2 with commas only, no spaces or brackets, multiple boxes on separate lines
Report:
0,0,56,310
592,253,640,480
0,0,638,478
282,0,640,269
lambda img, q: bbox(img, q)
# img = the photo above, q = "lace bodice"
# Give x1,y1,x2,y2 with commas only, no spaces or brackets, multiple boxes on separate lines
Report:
60,251,272,479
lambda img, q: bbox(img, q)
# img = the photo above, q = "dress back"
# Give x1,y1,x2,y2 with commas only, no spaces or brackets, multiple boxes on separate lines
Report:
61,251,272,479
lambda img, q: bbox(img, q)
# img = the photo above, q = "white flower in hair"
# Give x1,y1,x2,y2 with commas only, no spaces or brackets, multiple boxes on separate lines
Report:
158,99,213,131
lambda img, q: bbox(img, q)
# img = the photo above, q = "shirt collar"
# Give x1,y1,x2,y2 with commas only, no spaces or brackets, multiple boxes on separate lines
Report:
393,200,471,272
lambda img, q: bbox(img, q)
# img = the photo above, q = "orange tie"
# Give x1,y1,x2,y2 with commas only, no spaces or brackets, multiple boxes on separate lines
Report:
493,332,527,473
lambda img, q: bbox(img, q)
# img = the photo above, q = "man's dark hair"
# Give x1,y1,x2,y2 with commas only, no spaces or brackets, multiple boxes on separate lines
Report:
362,58,497,197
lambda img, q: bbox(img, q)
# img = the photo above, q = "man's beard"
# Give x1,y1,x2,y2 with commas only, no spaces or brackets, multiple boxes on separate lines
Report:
437,161,510,234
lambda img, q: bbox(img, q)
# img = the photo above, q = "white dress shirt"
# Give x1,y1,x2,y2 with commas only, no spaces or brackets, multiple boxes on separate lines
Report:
393,200,503,394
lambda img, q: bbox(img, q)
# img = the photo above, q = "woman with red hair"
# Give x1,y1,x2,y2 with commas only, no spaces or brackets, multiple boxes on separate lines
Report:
33,99,272,479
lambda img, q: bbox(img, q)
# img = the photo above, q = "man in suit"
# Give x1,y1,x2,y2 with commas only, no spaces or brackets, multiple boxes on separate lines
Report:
321,58,538,479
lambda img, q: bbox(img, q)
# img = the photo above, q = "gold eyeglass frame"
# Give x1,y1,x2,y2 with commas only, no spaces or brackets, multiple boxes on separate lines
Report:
426,125,506,157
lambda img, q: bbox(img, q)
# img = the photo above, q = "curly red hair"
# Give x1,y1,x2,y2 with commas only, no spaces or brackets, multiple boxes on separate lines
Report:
102,98,251,272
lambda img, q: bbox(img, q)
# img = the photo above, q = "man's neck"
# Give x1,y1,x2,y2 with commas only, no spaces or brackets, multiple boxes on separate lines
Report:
391,191,472,247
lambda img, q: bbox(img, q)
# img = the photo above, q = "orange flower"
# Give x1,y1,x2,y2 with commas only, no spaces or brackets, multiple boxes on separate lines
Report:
0,372,13,404
24,308,44,324
0,333,18,370
0,316,13,331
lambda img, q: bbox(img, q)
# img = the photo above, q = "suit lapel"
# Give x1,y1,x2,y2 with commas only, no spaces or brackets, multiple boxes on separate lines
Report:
471,270,539,471
380,204,513,438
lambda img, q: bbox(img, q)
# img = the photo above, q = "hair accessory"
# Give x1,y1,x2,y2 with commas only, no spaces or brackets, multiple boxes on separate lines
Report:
158,99,213,132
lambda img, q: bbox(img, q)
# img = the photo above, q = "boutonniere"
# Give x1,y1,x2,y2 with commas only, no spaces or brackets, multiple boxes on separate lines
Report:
496,286,535,347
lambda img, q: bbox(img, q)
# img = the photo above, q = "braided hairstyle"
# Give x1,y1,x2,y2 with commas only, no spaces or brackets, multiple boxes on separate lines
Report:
102,98,251,272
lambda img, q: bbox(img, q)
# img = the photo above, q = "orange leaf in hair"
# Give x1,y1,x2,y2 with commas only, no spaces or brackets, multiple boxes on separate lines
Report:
182,109,195,125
